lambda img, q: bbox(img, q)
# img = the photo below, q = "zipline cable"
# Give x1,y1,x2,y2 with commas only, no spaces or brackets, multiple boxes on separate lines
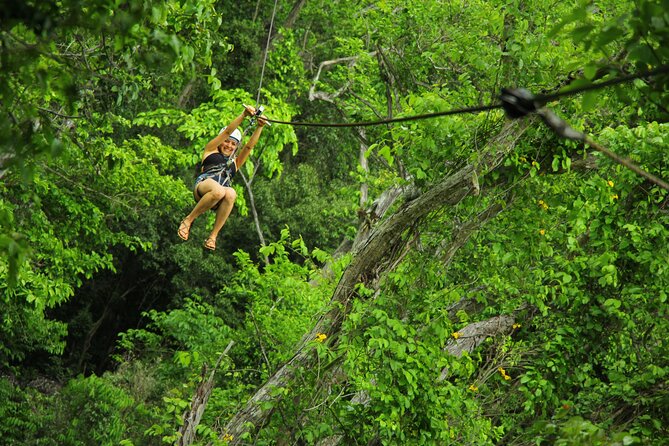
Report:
266,104,501,127
255,0,280,108
264,64,669,128
231,1,279,161
534,64,669,104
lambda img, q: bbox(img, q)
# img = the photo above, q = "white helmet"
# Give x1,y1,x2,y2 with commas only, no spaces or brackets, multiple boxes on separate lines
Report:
220,127,242,143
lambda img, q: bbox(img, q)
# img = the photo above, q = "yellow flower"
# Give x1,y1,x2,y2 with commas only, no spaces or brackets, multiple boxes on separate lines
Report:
223,433,234,442
468,384,478,392
452,332,461,339
538,200,549,211
539,229,546,236
611,194,619,200
498,367,511,380
519,156,527,163
512,323,521,329
607,180,614,187
315,333,327,343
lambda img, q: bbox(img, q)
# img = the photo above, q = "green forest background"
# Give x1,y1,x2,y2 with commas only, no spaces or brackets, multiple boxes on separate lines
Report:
1,0,668,444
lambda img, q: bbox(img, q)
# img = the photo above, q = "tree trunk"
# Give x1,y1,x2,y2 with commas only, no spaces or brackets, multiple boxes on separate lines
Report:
352,184,408,253
437,201,505,267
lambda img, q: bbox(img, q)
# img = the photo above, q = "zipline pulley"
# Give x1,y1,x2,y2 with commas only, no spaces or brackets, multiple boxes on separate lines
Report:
247,104,270,127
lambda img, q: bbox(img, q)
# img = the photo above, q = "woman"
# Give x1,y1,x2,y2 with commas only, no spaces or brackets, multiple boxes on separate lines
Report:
178,104,268,250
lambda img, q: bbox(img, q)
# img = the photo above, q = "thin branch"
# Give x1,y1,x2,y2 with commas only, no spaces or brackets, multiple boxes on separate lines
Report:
250,309,273,374
42,165,133,209
309,53,377,102
348,91,384,120
38,107,82,119
238,170,269,265
537,107,669,191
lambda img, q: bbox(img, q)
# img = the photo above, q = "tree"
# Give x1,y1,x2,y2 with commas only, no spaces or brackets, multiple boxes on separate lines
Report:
2,0,669,444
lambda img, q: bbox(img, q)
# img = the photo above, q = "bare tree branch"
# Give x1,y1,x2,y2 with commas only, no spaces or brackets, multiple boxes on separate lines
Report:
439,315,515,380
308,53,377,102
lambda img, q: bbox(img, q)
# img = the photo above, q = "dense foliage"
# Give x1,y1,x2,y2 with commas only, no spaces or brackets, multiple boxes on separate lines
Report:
1,0,668,445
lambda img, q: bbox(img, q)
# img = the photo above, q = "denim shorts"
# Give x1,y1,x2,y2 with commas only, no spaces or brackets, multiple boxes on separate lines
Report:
193,172,233,203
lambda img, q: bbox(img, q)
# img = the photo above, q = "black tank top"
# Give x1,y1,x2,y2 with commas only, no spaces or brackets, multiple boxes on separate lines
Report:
202,152,229,169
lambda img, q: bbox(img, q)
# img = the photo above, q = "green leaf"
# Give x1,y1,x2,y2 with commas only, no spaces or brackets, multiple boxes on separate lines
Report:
259,245,275,257
571,24,595,43
582,90,598,111
583,64,598,81
596,26,622,47
377,145,394,166
603,298,621,309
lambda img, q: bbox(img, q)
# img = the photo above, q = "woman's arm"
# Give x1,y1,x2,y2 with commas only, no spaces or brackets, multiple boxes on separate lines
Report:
204,105,256,153
235,116,268,169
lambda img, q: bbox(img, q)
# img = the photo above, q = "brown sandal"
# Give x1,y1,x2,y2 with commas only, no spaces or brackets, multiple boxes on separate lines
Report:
178,220,191,241
204,237,216,251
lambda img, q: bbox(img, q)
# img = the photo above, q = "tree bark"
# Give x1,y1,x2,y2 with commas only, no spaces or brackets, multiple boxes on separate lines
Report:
437,201,505,267
216,120,530,444
352,184,408,253
439,315,515,380
284,0,307,30
177,342,234,446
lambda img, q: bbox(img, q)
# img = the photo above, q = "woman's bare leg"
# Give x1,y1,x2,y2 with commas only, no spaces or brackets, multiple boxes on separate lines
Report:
181,179,225,229
207,187,237,243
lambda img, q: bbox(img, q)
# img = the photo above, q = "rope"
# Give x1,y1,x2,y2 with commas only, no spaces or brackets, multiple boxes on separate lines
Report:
252,56,669,188
584,136,669,191
242,1,279,168
256,0,280,107
264,64,669,128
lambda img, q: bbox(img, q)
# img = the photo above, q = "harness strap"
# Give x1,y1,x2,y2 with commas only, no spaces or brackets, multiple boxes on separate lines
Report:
201,161,235,186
